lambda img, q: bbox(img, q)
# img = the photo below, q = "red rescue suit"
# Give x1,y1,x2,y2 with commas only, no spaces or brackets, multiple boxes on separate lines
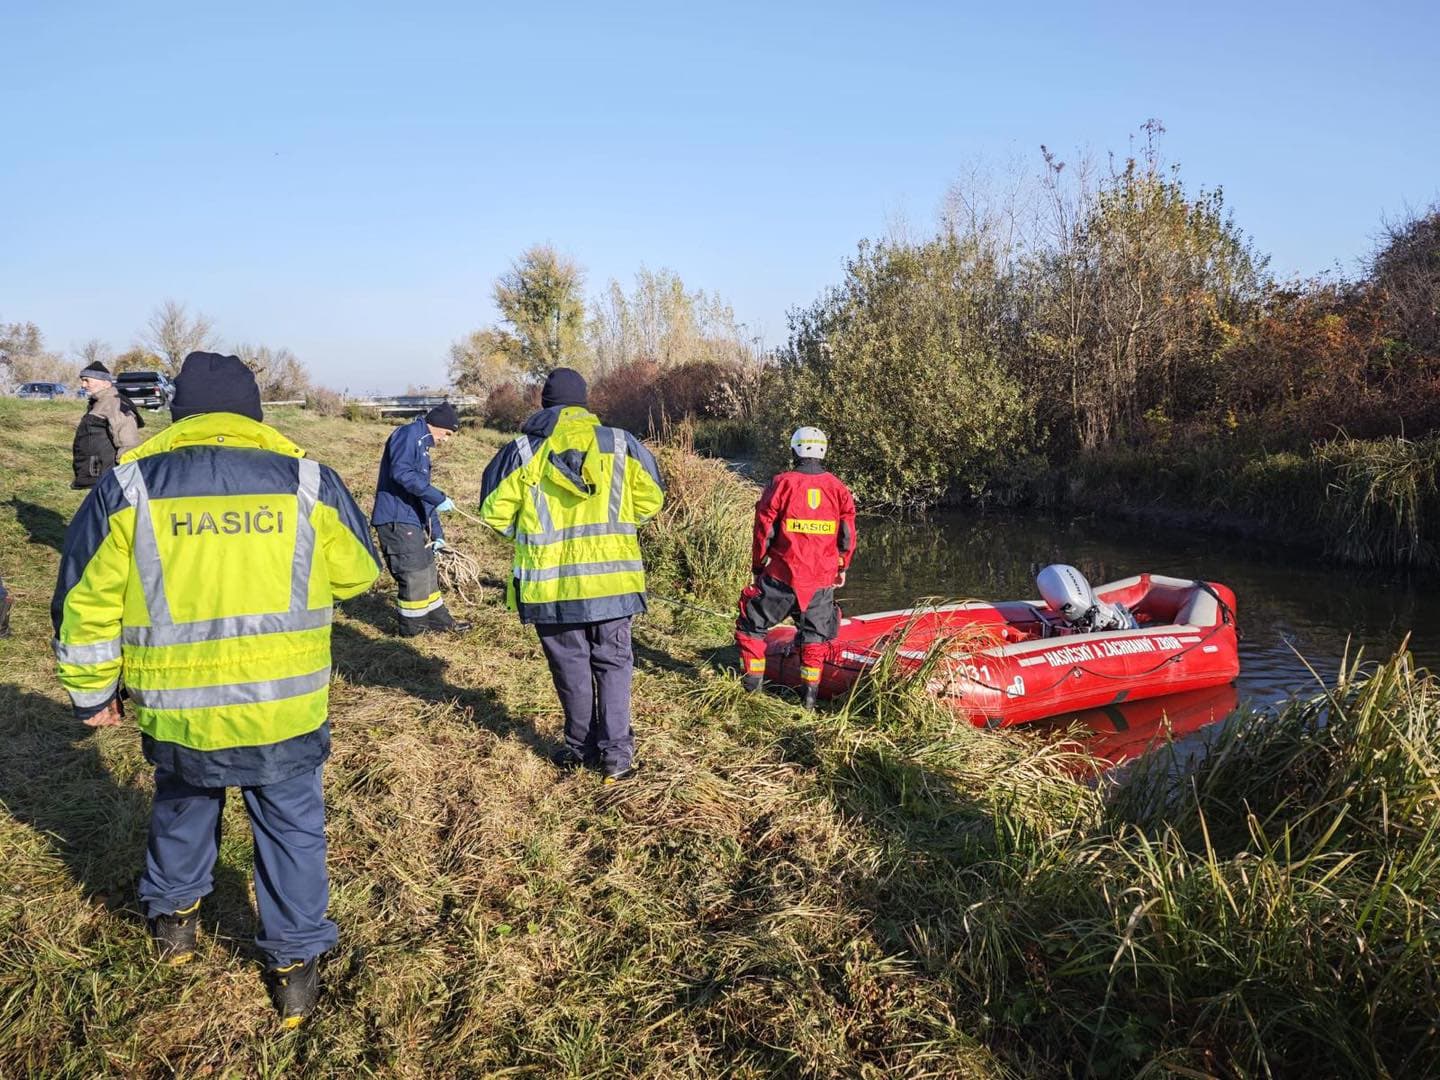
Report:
735,463,857,686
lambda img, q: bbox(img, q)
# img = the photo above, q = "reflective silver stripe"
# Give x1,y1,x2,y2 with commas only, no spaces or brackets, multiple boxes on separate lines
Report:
53,637,123,665
122,608,333,647
290,459,321,611
533,486,555,533
489,437,530,539
398,598,445,617
515,559,645,582
120,459,328,645
515,521,638,545
608,428,627,522
113,461,173,627
129,667,331,710
69,680,120,708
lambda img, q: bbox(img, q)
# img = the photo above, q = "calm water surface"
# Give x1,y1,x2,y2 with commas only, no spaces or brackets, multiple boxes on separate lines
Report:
840,511,1440,758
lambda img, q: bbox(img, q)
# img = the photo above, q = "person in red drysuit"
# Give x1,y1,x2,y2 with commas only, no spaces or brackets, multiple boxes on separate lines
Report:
735,426,857,709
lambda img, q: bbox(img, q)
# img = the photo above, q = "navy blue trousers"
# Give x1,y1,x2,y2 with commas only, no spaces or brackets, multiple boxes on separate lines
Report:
536,617,635,770
137,765,336,966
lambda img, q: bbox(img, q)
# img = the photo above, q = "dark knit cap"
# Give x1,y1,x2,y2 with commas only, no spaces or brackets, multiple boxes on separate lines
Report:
80,361,114,384
426,403,460,431
541,367,588,409
170,352,263,422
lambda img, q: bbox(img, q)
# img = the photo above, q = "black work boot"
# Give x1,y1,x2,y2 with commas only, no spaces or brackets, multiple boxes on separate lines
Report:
151,898,201,965
268,957,320,1029
603,760,641,785
741,674,763,693
550,748,588,772
800,683,820,711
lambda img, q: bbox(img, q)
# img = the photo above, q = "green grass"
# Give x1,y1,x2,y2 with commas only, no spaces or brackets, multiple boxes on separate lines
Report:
2,398,1438,1077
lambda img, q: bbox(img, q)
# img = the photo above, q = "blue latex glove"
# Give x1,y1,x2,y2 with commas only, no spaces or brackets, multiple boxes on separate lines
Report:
436,497,456,512
432,538,448,551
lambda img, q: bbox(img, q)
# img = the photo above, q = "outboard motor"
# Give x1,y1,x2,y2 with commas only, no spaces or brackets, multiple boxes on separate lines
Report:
1036,564,1137,632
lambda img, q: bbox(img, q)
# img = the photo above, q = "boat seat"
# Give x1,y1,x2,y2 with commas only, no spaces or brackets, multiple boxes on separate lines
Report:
1175,587,1219,627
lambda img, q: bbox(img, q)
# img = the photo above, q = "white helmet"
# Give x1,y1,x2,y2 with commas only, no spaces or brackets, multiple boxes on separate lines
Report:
790,426,828,460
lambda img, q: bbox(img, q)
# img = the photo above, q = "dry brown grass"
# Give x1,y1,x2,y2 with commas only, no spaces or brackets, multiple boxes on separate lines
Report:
7,401,1433,1078
0,401,999,1078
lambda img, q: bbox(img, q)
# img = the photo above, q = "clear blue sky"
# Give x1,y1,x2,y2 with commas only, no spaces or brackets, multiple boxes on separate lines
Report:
4,0,1437,392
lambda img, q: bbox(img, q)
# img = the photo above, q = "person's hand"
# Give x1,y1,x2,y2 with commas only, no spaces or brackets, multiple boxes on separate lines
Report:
432,538,448,551
436,498,456,512
84,698,123,728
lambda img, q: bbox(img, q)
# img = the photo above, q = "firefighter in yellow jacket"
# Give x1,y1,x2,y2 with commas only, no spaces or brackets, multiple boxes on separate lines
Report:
51,352,381,1027
478,368,665,781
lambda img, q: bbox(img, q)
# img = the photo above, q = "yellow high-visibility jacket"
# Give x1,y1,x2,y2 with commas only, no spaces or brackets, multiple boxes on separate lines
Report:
478,406,665,623
51,413,381,751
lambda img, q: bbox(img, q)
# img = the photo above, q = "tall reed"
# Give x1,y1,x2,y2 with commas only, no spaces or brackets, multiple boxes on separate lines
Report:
640,420,756,611
1319,433,1440,569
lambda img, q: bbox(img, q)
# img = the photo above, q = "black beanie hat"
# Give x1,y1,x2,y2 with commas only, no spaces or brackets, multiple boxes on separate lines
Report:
541,367,587,409
80,361,114,384
425,402,460,431
170,352,263,422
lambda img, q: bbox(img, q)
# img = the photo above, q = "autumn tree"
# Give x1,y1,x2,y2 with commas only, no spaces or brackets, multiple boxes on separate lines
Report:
587,267,757,375
1025,123,1268,448
75,339,114,371
111,347,165,374
143,300,218,375
447,327,520,396
493,245,589,378
1,320,72,386
1,320,44,387
235,342,312,400
1371,205,1440,359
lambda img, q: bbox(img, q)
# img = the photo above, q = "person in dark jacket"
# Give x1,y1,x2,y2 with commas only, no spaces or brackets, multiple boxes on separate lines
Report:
371,404,470,636
72,361,144,488
51,351,382,1027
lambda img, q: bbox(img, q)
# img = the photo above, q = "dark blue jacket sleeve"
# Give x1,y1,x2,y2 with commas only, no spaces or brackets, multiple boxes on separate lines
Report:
479,439,525,510
390,427,446,508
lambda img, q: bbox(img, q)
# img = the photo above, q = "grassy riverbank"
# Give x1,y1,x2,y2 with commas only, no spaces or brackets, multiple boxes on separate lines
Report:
1011,434,1440,572
2,399,1438,1077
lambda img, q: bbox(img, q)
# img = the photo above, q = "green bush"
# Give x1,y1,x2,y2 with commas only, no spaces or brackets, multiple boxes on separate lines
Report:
766,236,1028,511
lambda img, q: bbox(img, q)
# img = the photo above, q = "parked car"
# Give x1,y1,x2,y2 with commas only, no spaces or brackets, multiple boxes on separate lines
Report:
16,381,69,400
116,370,175,410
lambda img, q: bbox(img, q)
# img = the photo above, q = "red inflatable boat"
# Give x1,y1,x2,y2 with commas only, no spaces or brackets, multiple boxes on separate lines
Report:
760,573,1239,727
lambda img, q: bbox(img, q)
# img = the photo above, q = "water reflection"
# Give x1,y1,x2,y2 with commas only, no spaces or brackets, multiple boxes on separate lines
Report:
843,510,1438,757
1027,683,1239,767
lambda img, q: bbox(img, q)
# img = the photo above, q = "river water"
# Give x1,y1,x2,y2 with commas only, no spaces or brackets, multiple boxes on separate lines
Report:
841,511,1440,759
